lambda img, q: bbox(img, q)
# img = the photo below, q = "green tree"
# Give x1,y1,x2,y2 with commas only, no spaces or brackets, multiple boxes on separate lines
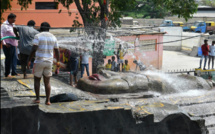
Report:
1,0,32,22
152,0,198,21
123,0,198,20
123,0,168,18
1,0,198,25
201,0,215,7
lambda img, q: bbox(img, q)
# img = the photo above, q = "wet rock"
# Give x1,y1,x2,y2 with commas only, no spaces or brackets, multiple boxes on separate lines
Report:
78,77,130,94
77,70,213,94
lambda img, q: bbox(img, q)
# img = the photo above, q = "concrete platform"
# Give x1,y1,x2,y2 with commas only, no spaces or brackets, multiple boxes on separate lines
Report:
1,73,215,134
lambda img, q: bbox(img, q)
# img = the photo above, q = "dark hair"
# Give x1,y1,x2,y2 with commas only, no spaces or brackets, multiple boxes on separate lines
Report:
40,22,50,31
108,59,111,62
7,13,16,19
112,56,115,59
27,20,35,26
125,60,128,62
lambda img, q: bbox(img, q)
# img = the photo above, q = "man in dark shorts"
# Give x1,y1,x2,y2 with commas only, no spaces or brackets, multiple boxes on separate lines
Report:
70,47,81,87
14,20,39,78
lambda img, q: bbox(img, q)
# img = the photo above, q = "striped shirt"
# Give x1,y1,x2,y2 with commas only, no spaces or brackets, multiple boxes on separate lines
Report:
33,32,58,63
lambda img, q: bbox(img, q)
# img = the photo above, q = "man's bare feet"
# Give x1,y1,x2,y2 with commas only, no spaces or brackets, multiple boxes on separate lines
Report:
33,99,40,103
12,73,20,76
71,84,76,87
45,101,51,105
5,75,12,78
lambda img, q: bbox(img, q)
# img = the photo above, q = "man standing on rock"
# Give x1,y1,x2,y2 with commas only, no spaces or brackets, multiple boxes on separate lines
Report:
27,22,60,105
199,39,209,70
14,20,39,79
1,13,19,77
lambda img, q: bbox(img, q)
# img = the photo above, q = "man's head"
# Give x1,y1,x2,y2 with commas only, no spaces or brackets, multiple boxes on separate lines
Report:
212,41,215,45
27,20,36,26
108,59,111,64
125,60,128,65
40,22,50,32
133,60,137,64
118,44,122,50
112,56,115,61
7,13,16,24
204,39,208,44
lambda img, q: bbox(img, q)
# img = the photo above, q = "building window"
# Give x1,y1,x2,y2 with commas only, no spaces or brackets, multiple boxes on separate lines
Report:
35,2,58,10
139,39,157,51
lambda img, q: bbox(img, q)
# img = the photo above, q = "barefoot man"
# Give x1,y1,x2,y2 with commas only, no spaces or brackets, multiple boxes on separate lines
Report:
27,22,60,105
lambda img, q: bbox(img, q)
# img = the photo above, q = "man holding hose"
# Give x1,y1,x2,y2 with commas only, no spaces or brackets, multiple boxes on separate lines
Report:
1,13,19,77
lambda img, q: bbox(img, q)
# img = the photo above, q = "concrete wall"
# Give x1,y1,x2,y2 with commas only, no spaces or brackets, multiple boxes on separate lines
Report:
182,32,201,50
1,103,205,134
134,17,215,27
134,19,163,27
115,34,163,69
181,34,215,51
2,0,83,27
159,27,182,51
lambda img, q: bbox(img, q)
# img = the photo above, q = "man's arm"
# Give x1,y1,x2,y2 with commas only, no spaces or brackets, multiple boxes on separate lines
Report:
13,27,19,38
54,48,60,67
27,45,38,69
1,25,8,46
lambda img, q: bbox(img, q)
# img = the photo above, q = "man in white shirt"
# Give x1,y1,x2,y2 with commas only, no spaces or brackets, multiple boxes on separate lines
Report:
208,41,215,69
27,22,60,105
81,49,91,78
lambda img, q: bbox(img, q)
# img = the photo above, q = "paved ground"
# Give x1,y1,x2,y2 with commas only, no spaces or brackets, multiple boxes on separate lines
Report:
162,50,201,72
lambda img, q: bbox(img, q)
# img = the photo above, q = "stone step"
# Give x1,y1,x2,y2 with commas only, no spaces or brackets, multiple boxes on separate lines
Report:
180,102,215,117
202,116,215,126
208,127,215,134
1,96,11,101
1,92,9,96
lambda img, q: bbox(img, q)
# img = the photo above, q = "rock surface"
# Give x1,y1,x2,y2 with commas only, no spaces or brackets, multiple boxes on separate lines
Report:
1,70,215,134
77,70,213,94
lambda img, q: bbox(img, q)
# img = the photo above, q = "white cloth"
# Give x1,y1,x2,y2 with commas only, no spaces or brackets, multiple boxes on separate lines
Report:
118,59,124,64
33,32,58,63
111,61,117,71
209,45,215,56
81,52,90,64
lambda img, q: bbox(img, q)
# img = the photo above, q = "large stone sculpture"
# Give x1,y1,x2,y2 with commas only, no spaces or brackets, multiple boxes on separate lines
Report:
77,70,213,94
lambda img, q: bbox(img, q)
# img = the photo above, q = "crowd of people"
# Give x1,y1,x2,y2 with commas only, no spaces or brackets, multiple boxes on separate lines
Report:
1,13,60,105
199,39,215,70
1,13,148,105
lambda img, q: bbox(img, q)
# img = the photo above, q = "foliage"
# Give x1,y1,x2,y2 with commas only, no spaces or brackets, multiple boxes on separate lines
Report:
201,0,215,7
1,0,197,25
125,0,198,21
1,0,32,22
123,0,169,19
152,0,198,21
54,0,136,28
70,20,83,32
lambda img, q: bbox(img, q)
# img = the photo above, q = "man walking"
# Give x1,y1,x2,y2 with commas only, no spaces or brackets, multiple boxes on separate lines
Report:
27,22,60,105
1,13,19,77
14,20,39,78
199,39,209,70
